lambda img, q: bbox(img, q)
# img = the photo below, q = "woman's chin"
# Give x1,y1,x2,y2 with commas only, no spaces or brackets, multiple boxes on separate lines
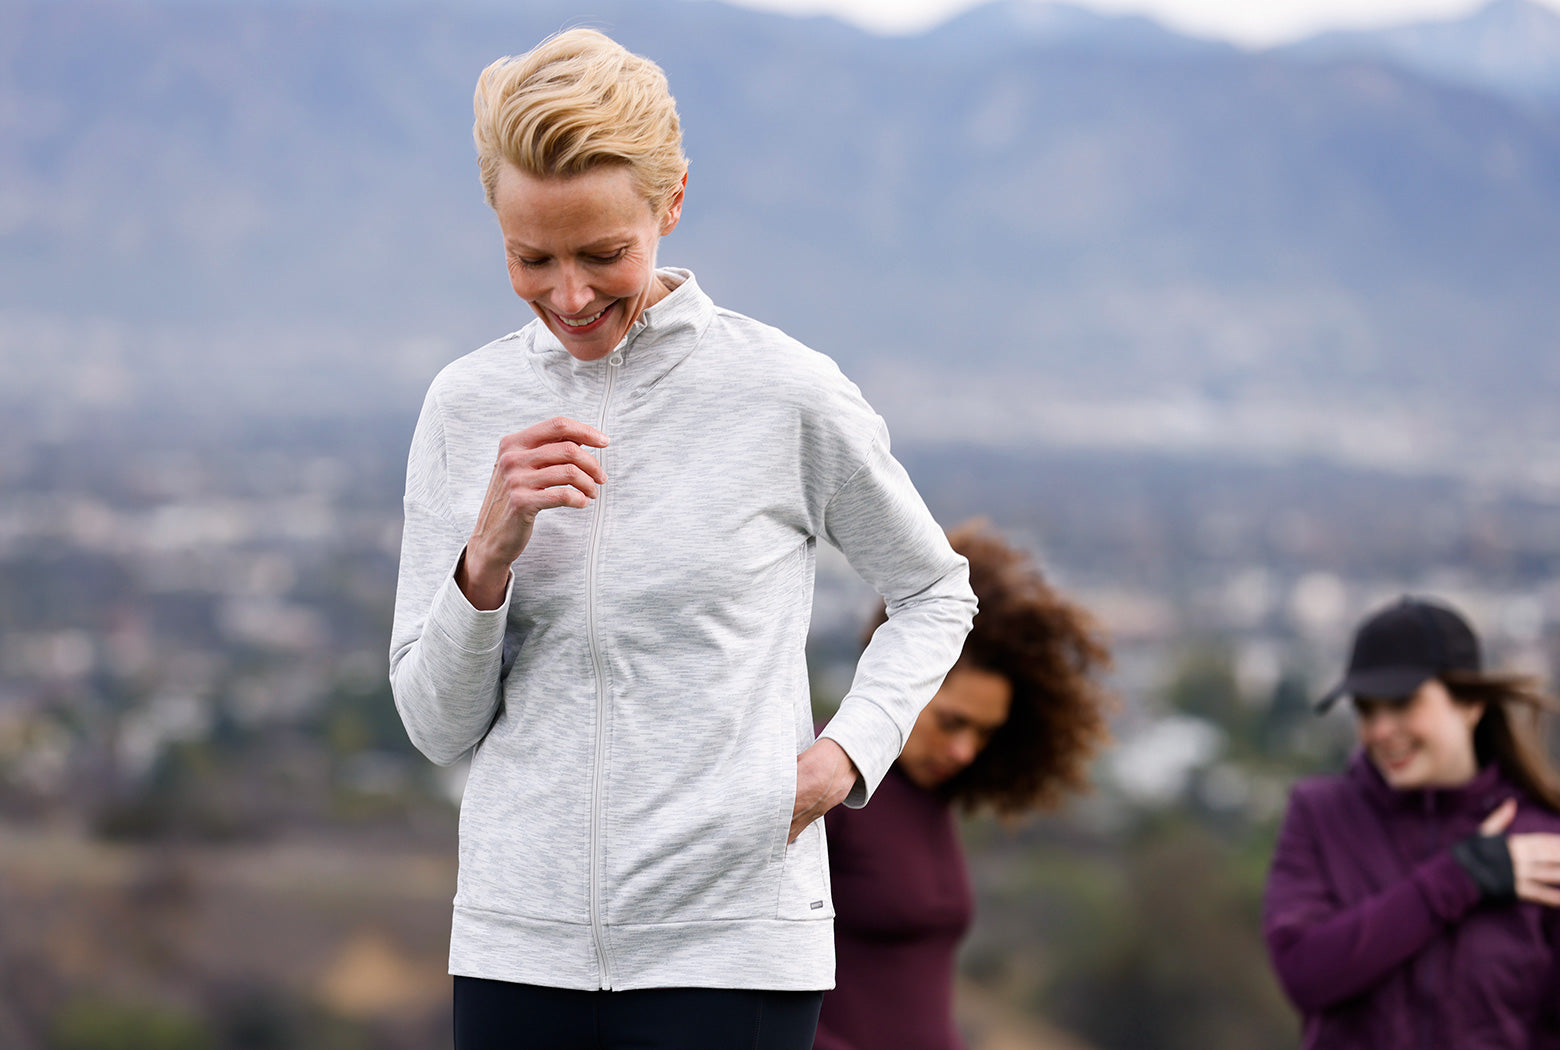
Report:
903,762,956,791
1373,754,1426,790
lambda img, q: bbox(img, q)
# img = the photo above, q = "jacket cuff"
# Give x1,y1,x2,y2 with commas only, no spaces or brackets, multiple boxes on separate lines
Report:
1451,834,1516,900
426,550,511,656
1412,848,1483,921
818,699,905,809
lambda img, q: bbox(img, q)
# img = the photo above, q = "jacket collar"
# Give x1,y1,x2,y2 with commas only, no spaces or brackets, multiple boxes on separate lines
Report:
1347,748,1510,817
525,268,712,399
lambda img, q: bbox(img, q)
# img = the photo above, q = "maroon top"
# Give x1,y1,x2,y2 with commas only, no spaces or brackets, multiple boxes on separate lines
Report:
816,764,974,1050
1264,752,1560,1049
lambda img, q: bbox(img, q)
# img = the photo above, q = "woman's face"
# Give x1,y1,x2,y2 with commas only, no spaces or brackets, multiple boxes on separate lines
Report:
897,664,1013,791
1354,678,1484,790
493,163,684,362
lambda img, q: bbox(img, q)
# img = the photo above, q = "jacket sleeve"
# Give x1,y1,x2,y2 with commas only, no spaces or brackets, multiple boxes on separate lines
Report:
387,388,512,766
1263,785,1482,1011
815,427,977,808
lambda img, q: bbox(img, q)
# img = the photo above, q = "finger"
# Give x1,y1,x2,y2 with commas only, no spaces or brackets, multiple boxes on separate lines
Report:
492,480,593,518
528,483,595,512
1516,848,1560,873
515,416,609,450
485,473,595,522
520,463,602,501
530,442,609,484
1516,880,1560,908
500,441,608,486
1517,836,1560,858
1480,798,1518,836
1520,861,1560,883
1508,836,1560,869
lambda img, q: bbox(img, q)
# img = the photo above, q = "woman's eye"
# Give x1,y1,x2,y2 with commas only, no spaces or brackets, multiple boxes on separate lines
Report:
517,257,547,269
589,249,627,264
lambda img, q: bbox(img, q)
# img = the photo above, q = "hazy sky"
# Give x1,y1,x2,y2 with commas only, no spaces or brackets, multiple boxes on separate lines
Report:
716,0,1560,46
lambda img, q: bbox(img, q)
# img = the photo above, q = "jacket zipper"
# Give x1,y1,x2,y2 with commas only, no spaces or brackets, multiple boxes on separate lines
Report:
1417,791,1440,1050
586,343,625,989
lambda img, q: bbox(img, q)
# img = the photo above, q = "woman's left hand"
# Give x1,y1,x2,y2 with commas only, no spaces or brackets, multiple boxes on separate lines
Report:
1508,833,1560,907
1478,799,1560,907
790,739,858,843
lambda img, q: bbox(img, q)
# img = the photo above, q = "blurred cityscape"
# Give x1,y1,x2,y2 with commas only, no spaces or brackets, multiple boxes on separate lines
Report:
4,396,1560,1049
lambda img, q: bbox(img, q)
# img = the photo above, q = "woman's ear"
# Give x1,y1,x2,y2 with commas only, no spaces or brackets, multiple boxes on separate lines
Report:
660,170,687,236
1459,698,1487,732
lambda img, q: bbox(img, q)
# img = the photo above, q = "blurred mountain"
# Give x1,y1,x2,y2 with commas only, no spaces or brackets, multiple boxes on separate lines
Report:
5,0,1560,470
927,0,1232,58
1285,0,1560,107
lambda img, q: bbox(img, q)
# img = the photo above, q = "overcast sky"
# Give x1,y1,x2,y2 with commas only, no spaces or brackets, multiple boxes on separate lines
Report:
714,0,1560,46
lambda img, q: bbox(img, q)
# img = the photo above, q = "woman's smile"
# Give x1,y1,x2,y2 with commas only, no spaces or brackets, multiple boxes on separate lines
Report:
553,303,612,330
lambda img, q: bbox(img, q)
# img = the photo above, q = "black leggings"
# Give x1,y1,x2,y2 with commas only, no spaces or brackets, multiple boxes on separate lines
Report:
453,976,824,1050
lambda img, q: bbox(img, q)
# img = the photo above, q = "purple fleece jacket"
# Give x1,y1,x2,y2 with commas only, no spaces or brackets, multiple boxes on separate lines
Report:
1263,752,1560,1049
814,765,973,1050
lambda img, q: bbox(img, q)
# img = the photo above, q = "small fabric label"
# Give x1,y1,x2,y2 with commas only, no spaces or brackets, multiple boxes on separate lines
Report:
810,901,824,910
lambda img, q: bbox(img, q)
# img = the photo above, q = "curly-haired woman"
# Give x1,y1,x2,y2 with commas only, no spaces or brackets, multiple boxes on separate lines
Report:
814,519,1114,1050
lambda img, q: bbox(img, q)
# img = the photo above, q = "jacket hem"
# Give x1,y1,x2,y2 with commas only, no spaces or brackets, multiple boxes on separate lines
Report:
450,906,835,991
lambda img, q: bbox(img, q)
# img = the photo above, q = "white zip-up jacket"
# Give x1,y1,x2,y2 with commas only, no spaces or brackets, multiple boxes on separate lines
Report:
389,270,976,991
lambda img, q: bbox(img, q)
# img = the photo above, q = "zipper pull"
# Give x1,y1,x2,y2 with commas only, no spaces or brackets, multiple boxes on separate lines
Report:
608,349,624,366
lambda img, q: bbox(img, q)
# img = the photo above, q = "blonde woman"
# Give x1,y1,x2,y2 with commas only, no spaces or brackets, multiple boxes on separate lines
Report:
387,29,976,1048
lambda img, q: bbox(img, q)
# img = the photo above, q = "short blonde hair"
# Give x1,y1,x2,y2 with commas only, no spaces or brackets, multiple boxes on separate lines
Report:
473,29,687,213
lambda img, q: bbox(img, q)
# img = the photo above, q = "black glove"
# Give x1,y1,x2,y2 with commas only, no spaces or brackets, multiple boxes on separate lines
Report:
1451,834,1516,900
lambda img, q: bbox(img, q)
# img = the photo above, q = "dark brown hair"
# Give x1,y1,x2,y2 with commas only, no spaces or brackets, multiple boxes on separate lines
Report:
1441,670,1560,813
870,519,1114,815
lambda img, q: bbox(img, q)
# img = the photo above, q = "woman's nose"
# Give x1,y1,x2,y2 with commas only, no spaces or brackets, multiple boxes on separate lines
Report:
1358,709,1393,742
554,267,595,314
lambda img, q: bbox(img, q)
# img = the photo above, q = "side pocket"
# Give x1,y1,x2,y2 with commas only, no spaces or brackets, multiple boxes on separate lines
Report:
767,743,799,868
776,818,833,920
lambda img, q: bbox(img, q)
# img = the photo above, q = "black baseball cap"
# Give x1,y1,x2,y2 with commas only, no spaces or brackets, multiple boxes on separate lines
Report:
1315,596,1481,712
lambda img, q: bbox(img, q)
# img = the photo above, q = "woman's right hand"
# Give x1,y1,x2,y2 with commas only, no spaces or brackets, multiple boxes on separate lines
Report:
458,416,609,610
1481,799,1560,907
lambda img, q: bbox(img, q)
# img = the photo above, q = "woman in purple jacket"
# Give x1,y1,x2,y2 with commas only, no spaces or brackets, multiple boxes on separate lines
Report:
1264,596,1560,1049
814,520,1113,1050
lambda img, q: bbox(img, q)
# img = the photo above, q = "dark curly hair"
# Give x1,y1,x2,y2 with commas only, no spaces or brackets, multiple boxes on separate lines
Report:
868,519,1114,815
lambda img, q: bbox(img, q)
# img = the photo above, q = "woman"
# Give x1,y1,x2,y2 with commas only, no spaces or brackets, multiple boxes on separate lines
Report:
386,29,977,1049
1264,596,1560,1048
815,519,1113,1050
